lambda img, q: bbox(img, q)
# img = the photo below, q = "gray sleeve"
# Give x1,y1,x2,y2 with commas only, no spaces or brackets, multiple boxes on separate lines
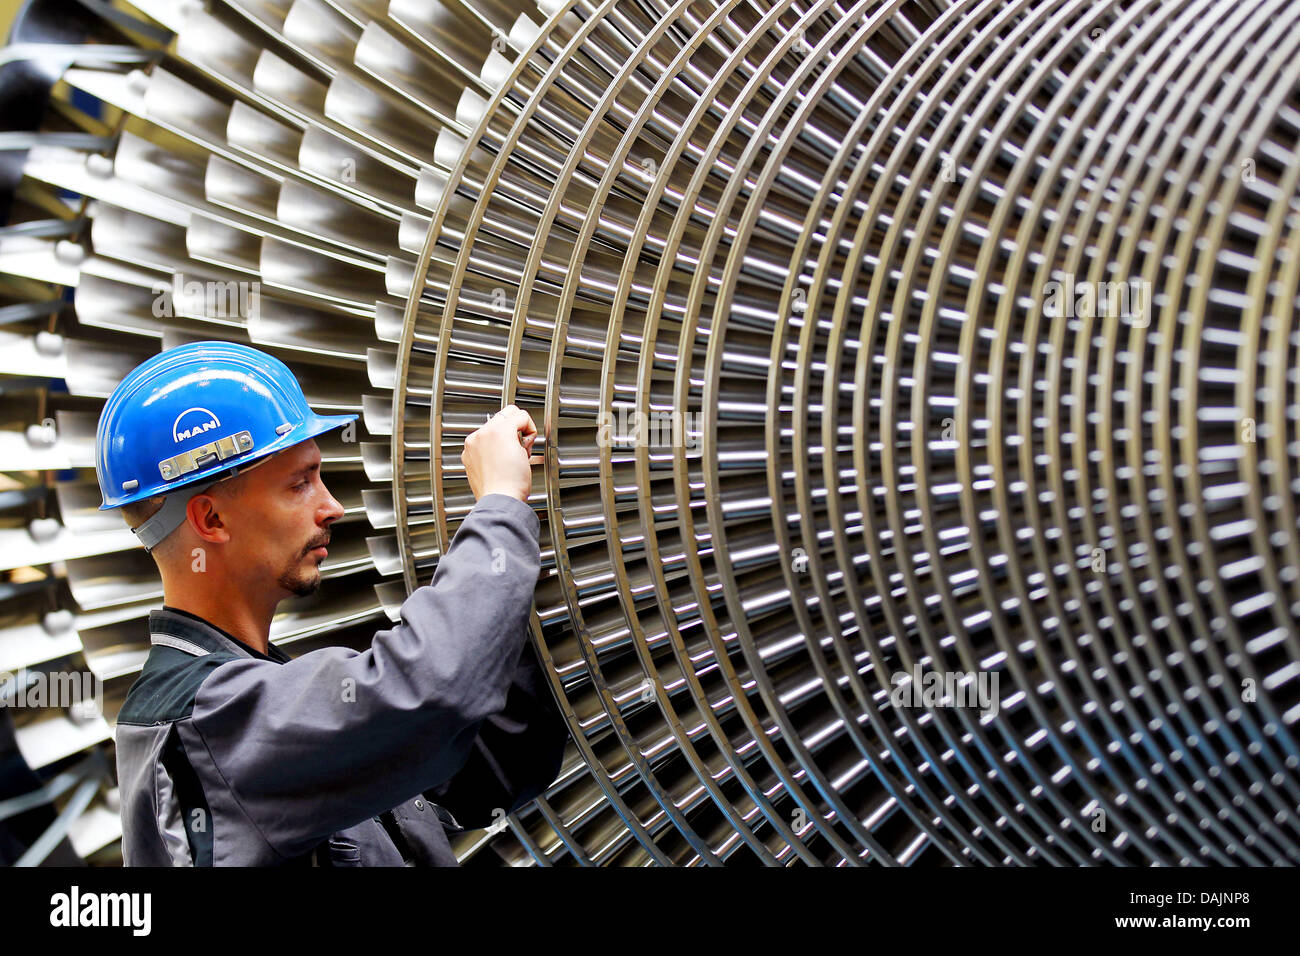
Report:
422,632,569,829
184,493,541,860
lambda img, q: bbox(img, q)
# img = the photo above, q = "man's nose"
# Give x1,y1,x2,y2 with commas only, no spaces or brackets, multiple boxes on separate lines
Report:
320,485,345,524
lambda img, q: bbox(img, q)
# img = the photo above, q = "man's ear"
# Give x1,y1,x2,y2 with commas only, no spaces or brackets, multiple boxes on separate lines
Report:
186,492,232,546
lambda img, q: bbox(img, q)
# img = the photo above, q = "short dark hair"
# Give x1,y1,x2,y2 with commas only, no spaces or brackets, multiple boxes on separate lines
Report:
120,492,204,560
120,495,166,532
119,475,246,559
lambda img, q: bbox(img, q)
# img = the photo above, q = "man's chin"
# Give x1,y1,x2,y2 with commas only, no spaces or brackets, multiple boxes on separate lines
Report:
280,570,321,598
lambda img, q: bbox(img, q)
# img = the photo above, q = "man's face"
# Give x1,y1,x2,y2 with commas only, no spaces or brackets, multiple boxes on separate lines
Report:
207,439,344,599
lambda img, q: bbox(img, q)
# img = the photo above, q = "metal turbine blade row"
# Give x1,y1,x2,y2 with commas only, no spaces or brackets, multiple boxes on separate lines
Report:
396,0,1300,865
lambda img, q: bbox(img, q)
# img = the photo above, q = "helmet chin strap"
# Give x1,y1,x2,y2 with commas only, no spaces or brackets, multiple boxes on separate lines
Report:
131,453,276,552
131,481,217,552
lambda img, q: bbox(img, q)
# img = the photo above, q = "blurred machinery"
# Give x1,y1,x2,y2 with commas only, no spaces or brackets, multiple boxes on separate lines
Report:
1,0,1299,866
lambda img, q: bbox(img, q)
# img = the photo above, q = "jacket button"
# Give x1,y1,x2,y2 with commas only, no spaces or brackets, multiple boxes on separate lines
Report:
414,800,425,811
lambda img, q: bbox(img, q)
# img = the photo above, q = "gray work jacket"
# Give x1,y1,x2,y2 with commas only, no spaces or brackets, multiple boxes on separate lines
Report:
113,493,566,866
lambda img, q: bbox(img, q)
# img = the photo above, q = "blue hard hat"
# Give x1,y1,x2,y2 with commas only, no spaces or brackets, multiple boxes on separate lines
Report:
95,341,357,549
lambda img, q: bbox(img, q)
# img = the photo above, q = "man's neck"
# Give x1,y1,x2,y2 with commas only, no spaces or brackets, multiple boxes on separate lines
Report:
159,592,275,655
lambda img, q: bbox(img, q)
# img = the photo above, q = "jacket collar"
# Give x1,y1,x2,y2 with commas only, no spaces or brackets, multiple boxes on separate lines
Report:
149,605,291,664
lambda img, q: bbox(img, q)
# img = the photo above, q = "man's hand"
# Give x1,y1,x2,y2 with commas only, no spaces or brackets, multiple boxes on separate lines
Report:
461,405,539,502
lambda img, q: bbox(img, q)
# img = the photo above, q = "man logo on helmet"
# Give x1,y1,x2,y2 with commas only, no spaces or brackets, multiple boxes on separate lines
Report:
173,407,221,443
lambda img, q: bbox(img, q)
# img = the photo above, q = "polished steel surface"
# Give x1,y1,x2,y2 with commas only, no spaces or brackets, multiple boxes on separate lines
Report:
1,0,1298,865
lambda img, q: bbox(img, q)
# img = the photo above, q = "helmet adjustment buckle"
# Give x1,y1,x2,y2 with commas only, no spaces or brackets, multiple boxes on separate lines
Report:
158,430,255,481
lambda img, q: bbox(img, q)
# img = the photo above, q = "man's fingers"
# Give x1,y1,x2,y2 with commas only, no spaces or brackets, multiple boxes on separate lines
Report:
490,405,537,439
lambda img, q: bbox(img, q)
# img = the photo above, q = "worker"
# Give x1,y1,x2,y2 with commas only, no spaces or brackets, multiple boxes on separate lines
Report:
96,340,567,865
